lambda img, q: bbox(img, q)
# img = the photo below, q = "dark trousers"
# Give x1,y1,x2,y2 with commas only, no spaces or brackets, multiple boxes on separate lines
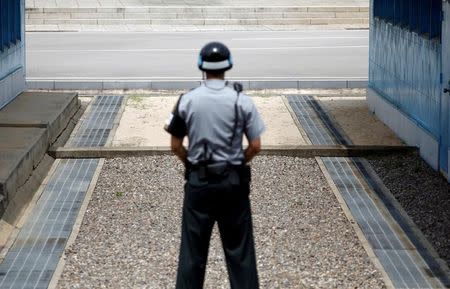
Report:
175,171,259,289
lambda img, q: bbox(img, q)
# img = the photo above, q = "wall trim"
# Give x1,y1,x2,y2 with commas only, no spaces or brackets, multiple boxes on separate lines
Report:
0,67,26,110
0,66,23,83
367,87,439,170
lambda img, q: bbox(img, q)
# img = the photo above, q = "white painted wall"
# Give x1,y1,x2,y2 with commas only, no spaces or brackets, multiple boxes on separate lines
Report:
0,0,26,109
367,88,440,170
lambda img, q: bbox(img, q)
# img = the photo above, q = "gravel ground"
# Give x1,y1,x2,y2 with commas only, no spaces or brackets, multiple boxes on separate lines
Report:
367,153,450,266
57,156,385,289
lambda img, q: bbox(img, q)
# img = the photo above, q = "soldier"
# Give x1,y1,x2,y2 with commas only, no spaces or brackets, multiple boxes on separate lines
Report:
165,42,265,289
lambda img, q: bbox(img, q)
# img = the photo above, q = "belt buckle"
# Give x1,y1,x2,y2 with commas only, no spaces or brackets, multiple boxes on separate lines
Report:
206,163,228,176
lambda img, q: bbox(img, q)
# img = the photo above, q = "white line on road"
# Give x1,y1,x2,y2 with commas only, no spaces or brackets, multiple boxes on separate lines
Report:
26,30,369,35
29,45,368,53
231,37,368,40
28,76,367,80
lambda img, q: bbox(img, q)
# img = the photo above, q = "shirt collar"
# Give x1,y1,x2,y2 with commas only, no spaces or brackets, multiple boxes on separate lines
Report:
203,79,227,90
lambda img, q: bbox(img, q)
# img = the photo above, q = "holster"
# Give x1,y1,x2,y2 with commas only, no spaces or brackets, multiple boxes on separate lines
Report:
186,162,251,186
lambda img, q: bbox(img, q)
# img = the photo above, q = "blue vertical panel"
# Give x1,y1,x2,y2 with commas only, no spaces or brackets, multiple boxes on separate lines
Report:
12,0,17,43
376,0,383,18
375,0,442,39
393,0,401,25
386,0,394,23
409,0,419,31
11,0,16,44
0,0,22,49
418,0,431,35
15,0,21,42
430,0,441,39
369,18,442,140
0,0,6,51
0,0,3,52
380,0,387,19
9,0,13,44
381,0,388,19
3,0,7,47
399,0,410,27
6,0,11,45
373,0,380,18
0,0,25,110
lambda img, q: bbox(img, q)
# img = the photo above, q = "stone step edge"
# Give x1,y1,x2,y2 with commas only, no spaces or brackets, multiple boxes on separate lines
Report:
26,6,369,13
25,24,370,32
48,145,416,159
26,79,368,90
27,13,369,20
26,18,369,25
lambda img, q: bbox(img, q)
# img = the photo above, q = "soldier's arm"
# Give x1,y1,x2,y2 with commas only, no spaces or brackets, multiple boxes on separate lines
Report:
165,93,188,164
171,136,187,164
241,94,265,163
244,138,261,163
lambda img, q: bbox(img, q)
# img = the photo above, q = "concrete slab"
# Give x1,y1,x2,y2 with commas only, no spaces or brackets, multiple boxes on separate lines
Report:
0,128,48,167
112,95,305,147
2,154,54,226
112,96,176,147
253,96,306,146
0,92,79,144
0,128,48,204
317,96,404,146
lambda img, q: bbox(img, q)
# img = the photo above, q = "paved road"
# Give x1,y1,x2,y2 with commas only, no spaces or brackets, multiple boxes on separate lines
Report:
27,30,368,81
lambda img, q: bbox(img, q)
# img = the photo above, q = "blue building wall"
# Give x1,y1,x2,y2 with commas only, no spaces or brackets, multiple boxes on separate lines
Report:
368,0,447,174
369,21,441,139
0,0,26,109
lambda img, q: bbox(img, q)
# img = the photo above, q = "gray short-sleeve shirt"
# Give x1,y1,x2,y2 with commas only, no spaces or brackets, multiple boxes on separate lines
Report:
165,79,265,165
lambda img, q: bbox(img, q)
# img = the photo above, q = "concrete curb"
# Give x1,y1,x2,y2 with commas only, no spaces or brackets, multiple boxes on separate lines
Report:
48,145,417,159
48,158,105,289
27,79,368,90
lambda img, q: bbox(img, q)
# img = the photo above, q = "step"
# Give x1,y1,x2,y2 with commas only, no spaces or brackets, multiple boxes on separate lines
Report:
0,92,79,220
26,6,369,14
25,5,369,27
26,11,369,20
27,17,368,25
0,127,48,207
0,92,80,143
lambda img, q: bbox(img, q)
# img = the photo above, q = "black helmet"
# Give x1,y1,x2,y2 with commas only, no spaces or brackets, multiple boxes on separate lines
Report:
198,42,233,72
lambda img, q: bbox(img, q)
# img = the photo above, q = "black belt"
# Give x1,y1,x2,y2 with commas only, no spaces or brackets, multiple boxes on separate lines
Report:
185,162,251,184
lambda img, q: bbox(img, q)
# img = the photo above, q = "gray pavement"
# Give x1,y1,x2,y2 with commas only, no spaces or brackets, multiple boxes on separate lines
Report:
26,30,368,82
26,0,369,8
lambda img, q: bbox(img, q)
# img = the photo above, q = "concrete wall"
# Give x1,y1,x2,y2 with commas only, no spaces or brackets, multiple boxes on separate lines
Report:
0,0,26,110
368,0,443,171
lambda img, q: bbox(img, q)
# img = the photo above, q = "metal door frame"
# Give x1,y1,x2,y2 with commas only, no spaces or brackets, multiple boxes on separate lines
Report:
441,0,450,178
